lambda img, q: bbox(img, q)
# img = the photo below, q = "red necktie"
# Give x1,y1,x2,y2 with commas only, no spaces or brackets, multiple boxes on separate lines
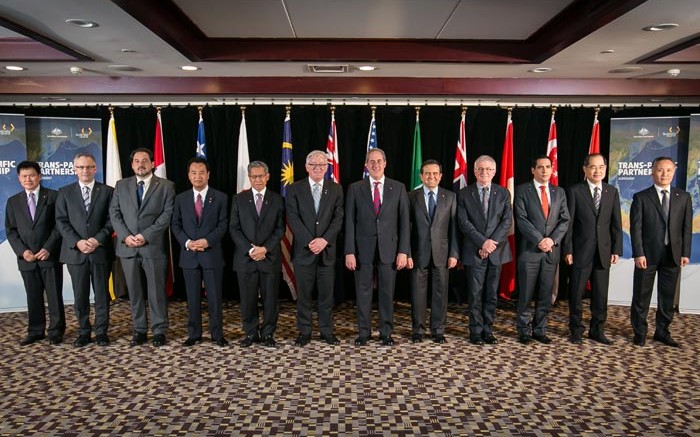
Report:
373,181,381,216
540,185,549,220
195,193,203,223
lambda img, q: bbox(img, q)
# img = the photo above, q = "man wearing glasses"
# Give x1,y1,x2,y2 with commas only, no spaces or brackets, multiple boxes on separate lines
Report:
56,152,114,347
285,150,344,346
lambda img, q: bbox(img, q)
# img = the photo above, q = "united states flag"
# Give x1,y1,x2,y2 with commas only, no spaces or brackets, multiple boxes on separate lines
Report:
363,112,378,178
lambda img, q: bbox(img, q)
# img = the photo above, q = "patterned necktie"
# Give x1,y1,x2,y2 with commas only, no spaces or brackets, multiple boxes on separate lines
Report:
482,186,489,216
28,192,36,220
661,189,669,245
137,180,145,208
255,193,263,216
540,185,549,220
592,186,600,215
428,191,436,223
373,181,381,216
83,186,91,212
195,193,203,222
312,183,321,213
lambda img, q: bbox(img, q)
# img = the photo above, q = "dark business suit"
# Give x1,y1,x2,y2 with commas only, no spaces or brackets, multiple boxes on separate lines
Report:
109,175,175,336
630,185,692,339
514,181,569,337
344,177,410,339
563,181,622,339
229,188,285,338
407,186,458,336
56,182,114,338
172,187,228,341
5,187,65,338
457,183,512,339
286,179,344,338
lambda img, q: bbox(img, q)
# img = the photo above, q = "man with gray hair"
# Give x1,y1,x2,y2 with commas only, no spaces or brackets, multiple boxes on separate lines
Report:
286,150,344,346
457,155,512,345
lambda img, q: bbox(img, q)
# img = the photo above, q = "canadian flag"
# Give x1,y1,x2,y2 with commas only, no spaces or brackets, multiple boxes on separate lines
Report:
589,109,600,154
153,110,167,178
498,113,516,300
546,113,558,186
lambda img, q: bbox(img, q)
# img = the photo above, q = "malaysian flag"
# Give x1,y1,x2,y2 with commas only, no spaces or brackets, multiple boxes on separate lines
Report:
280,110,297,299
325,109,340,183
196,107,206,158
453,109,468,190
363,109,378,178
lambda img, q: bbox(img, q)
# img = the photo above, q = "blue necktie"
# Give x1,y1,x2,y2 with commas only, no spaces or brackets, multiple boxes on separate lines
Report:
137,181,144,208
428,191,436,222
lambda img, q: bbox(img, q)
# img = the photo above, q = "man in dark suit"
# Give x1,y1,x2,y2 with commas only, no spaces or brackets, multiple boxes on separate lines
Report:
457,155,512,345
109,147,175,347
229,161,285,348
407,159,458,344
630,156,692,347
514,155,569,344
345,148,410,346
56,152,114,347
563,153,622,345
286,150,344,346
5,160,64,345
172,157,229,347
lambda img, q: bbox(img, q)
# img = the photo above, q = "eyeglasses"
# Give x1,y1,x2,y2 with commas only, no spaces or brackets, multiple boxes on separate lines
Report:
476,167,495,173
248,174,267,180
586,165,606,171
74,165,96,170
307,163,328,169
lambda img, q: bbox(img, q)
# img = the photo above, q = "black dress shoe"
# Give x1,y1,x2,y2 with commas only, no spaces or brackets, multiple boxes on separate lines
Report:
294,334,311,347
380,335,395,346
130,332,147,347
532,334,553,344
354,336,369,346
483,334,499,344
320,334,340,345
152,334,166,347
570,335,583,344
263,335,276,347
411,333,423,343
653,333,679,348
518,334,532,344
48,335,63,345
589,335,613,345
633,334,646,347
240,334,259,348
432,335,447,344
95,334,110,346
183,337,202,346
73,335,92,347
214,337,229,347
19,334,45,346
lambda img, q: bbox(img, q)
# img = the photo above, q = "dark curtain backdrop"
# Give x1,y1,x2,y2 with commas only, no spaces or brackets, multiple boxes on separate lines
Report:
3,104,699,302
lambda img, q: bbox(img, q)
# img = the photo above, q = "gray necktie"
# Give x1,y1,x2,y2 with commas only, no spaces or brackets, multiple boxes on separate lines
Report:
661,189,669,245
83,186,91,212
28,192,36,220
255,193,263,216
593,186,600,215
482,186,489,216
312,183,321,213
428,191,436,222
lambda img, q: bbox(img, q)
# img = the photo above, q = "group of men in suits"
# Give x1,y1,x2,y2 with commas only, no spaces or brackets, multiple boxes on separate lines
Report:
5,146,692,349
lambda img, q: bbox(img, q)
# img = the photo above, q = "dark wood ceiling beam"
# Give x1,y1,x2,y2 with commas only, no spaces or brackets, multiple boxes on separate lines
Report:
0,17,93,62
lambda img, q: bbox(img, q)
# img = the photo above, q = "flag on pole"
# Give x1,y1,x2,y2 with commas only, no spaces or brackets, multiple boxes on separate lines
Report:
363,108,378,178
453,109,468,191
498,111,516,301
106,109,121,301
325,109,340,183
589,108,600,154
410,109,423,190
280,110,297,299
153,108,174,298
196,108,206,158
236,108,251,193
546,111,559,186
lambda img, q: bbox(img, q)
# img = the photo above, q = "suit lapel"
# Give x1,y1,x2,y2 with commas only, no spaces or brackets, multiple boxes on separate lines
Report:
648,187,665,220
299,182,316,217
529,183,546,222
361,179,374,214
416,189,429,223
140,178,159,210
33,190,49,225
378,180,394,218
199,190,216,224
435,189,450,223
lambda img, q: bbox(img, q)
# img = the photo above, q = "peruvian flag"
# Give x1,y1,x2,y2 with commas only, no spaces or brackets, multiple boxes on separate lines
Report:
153,109,174,297
546,112,558,186
498,113,516,300
453,110,468,191
589,110,600,154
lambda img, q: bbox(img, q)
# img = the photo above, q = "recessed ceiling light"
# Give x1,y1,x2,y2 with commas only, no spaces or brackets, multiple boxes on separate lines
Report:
528,67,552,73
121,49,136,53
609,67,642,73
108,65,141,72
65,19,99,28
649,98,665,102
642,23,678,32
41,96,71,101
600,50,615,54
357,65,377,71
180,65,200,71
5,65,26,71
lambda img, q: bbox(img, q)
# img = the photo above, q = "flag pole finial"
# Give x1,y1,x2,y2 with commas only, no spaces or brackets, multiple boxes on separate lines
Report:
108,106,114,116
240,105,246,115
551,106,557,116
330,106,335,116
197,106,203,117
461,106,467,117
371,106,376,118
415,106,420,120
285,106,291,117
507,107,513,116
594,106,600,115
156,106,161,114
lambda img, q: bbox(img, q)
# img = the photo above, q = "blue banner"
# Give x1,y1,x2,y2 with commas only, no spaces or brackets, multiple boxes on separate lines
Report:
688,115,700,263
0,114,27,244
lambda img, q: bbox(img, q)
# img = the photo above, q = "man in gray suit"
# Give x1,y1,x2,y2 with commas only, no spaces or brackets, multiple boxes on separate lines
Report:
56,152,114,347
286,150,344,346
457,155,512,345
514,155,569,344
109,147,175,347
407,159,458,344
345,148,410,346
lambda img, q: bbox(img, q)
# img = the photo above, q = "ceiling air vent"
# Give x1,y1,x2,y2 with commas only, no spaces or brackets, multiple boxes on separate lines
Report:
306,64,349,73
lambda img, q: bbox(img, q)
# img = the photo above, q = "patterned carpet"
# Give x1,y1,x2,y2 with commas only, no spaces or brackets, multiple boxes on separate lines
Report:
0,298,698,436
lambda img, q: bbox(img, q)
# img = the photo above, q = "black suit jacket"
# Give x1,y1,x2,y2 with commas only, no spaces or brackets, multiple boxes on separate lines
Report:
55,182,114,265
285,179,344,266
344,177,410,264
630,185,692,266
407,187,459,268
229,188,285,273
172,187,228,269
563,181,622,268
5,187,62,270
457,183,513,266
